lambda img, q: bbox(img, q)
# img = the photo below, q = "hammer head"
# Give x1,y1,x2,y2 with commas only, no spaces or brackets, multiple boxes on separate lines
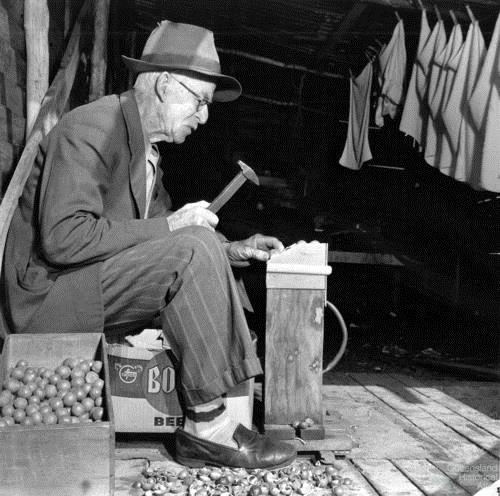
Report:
237,160,259,185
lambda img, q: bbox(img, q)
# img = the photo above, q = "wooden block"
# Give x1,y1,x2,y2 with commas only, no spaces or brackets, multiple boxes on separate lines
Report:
264,423,296,440
299,424,325,440
265,288,325,426
267,241,330,290
0,333,115,496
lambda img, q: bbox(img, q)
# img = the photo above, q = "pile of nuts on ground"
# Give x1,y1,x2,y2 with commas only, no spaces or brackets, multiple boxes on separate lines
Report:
131,460,355,496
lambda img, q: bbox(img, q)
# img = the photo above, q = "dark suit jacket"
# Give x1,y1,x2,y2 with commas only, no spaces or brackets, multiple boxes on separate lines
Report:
3,91,176,333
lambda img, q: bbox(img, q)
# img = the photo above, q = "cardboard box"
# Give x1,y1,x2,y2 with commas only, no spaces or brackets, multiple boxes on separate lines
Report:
108,342,254,432
108,343,183,432
0,333,115,496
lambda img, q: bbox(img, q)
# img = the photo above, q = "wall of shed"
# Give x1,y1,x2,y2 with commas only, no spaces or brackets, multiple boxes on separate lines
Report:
0,0,26,197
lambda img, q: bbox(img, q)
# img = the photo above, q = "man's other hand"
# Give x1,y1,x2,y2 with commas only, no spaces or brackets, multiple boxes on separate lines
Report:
226,234,284,263
167,201,219,231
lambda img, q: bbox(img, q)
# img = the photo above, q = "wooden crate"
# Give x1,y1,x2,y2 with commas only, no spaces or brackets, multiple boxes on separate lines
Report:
0,333,115,496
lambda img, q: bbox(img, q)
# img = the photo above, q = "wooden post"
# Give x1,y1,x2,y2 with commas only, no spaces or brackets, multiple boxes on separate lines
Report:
89,0,111,102
24,0,49,137
264,242,331,440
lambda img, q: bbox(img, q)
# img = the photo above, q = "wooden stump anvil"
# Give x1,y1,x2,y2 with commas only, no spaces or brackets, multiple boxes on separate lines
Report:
264,241,331,440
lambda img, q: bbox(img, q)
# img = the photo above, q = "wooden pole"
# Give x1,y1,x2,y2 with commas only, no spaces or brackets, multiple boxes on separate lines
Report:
89,0,111,101
217,48,343,79
24,0,49,138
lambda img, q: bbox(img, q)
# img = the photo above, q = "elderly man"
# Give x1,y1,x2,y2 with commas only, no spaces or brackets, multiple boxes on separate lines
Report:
2,21,296,469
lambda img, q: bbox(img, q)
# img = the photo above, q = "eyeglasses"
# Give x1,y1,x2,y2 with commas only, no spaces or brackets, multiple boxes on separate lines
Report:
170,75,212,112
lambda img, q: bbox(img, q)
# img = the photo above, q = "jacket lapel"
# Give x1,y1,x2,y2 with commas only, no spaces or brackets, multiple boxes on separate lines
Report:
119,90,146,219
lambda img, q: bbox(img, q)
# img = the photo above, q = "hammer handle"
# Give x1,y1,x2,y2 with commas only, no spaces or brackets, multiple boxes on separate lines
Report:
207,173,246,213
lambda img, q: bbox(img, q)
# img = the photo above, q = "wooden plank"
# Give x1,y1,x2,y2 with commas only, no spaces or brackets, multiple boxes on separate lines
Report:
24,0,50,136
353,459,425,496
350,373,498,464
265,288,325,427
393,459,470,496
320,452,380,496
0,0,92,312
431,460,499,496
323,377,448,459
354,373,500,458
328,250,403,266
89,0,110,102
390,374,500,438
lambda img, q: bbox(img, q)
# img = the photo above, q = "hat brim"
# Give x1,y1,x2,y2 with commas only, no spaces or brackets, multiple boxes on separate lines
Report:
121,55,242,102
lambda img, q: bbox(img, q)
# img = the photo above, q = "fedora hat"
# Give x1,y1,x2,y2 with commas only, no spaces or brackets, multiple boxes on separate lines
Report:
122,20,242,102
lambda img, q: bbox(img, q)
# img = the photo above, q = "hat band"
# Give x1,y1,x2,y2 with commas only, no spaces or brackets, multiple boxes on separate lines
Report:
141,53,221,74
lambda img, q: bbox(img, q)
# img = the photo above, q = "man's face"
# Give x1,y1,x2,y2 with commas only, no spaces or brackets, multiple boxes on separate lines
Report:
152,72,216,144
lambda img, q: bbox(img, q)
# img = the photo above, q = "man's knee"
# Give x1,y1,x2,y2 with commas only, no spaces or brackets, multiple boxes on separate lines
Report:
171,226,226,263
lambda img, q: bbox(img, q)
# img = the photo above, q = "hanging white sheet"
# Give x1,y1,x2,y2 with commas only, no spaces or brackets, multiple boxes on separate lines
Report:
424,24,461,167
441,21,485,184
339,62,373,170
419,19,447,160
399,9,431,144
468,13,500,192
375,20,407,127
430,23,463,174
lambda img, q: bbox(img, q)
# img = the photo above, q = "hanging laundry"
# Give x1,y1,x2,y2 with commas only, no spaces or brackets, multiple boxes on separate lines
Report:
442,21,485,183
375,19,407,127
422,20,450,167
418,19,447,156
468,12,500,192
339,62,373,170
399,9,430,143
429,23,463,174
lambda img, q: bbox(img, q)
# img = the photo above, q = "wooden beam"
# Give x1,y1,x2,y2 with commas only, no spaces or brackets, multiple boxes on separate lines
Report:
218,48,343,79
89,0,111,102
24,0,49,137
0,0,92,308
315,2,368,63
328,250,403,266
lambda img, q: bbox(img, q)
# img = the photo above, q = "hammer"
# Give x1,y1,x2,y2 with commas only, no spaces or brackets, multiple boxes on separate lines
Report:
207,160,259,213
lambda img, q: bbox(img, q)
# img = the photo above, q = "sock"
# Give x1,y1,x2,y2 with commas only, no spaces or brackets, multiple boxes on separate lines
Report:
183,396,239,449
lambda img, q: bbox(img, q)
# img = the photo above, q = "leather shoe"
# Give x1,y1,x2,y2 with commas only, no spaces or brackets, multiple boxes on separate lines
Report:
175,424,296,469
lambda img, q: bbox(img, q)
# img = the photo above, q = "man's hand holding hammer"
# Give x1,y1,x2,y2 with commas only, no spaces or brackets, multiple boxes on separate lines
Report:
167,203,283,264
166,159,283,264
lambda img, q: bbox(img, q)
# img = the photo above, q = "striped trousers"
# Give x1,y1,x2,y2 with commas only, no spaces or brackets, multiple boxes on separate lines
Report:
100,226,262,406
